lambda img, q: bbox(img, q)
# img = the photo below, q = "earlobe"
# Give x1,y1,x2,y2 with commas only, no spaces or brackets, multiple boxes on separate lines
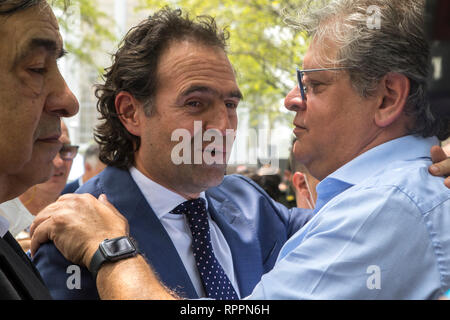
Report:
375,73,410,128
292,172,306,191
115,92,142,137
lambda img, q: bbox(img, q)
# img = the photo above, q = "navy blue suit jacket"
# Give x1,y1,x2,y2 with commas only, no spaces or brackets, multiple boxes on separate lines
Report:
33,166,313,299
61,178,81,195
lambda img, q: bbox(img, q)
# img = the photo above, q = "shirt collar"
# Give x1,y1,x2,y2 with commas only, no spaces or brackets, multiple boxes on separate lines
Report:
326,135,439,186
129,167,207,219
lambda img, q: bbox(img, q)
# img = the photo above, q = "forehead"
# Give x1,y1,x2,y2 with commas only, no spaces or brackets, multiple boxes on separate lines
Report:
0,3,62,62
156,40,239,93
303,37,339,70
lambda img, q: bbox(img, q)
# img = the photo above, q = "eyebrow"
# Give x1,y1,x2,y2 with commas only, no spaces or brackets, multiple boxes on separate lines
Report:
181,85,244,101
15,38,66,67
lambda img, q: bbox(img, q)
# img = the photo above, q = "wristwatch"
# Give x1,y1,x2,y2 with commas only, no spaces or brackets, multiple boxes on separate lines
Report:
89,236,138,280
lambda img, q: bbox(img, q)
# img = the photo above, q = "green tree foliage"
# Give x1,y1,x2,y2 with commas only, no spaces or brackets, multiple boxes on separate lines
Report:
137,0,310,127
50,0,117,68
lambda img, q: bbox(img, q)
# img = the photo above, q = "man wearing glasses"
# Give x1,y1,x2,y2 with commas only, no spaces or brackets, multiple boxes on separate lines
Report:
0,120,78,251
30,0,450,300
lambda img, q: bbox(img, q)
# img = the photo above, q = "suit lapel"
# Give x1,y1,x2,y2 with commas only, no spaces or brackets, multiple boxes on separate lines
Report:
206,192,263,298
100,167,198,298
0,232,52,299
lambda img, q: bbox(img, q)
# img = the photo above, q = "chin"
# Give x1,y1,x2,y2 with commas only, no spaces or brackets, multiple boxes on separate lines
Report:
203,165,227,187
30,163,55,186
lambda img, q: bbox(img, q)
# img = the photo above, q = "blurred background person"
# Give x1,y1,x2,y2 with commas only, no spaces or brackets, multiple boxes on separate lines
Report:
291,162,318,210
286,138,319,209
61,142,106,194
249,165,283,204
0,120,78,251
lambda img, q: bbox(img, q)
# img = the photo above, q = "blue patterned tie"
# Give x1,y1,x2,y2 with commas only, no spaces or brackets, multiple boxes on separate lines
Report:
171,198,239,300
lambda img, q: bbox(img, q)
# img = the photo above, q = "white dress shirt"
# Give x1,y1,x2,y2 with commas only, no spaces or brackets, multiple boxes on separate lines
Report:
0,197,34,237
0,215,9,238
129,167,240,298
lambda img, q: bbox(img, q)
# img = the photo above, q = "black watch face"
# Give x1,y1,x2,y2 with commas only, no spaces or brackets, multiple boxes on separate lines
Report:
101,237,136,259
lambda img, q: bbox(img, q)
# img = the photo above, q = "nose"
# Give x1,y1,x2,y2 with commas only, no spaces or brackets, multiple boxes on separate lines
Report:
205,103,237,135
45,68,79,118
52,152,65,169
284,86,306,113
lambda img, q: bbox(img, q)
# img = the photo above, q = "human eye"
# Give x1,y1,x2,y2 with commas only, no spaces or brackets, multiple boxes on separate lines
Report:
305,81,324,95
185,100,203,108
225,101,239,109
28,67,47,75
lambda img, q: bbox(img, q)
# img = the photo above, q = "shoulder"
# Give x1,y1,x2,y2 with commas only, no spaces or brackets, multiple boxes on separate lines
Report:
61,179,80,195
76,166,130,197
357,158,450,214
208,174,272,199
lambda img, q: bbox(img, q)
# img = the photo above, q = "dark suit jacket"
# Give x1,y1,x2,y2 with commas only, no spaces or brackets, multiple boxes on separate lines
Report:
0,232,51,300
61,178,80,195
33,167,313,299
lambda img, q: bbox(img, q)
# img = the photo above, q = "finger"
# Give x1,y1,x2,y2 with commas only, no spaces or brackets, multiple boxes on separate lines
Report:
98,194,126,219
429,146,449,176
445,177,450,189
29,211,53,238
431,146,447,164
30,218,53,257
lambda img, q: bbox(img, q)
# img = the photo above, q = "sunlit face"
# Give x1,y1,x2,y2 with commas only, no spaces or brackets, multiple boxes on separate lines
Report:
0,2,79,181
285,38,379,180
134,40,242,198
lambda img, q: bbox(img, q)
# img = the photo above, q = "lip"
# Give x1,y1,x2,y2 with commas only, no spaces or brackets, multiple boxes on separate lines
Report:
36,133,61,142
293,124,307,135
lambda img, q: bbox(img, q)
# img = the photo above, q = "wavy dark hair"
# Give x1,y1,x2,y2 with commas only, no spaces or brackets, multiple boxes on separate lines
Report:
94,7,229,169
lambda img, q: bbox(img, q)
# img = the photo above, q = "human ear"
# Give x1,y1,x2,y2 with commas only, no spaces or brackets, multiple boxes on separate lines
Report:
115,91,143,137
292,172,314,209
374,73,410,128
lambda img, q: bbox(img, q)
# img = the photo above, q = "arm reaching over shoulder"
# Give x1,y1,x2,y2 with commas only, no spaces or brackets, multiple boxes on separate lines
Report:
29,193,175,300
430,146,450,188
30,193,128,267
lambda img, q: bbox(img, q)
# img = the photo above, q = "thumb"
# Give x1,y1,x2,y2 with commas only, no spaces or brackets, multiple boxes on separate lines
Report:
430,146,449,176
98,193,109,205
97,194,128,227
98,194,119,214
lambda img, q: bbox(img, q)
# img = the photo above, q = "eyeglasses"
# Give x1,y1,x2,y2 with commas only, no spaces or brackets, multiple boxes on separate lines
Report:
296,67,351,102
59,144,79,161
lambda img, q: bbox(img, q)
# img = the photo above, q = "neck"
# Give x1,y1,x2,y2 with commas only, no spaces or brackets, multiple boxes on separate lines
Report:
312,128,408,181
0,175,29,204
19,187,58,215
133,164,201,200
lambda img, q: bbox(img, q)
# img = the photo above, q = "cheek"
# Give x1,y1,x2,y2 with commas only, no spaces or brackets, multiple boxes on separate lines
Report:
17,70,45,98
64,163,72,175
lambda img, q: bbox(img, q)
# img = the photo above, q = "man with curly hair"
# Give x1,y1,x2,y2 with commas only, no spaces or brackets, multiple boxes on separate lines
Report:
31,1,450,300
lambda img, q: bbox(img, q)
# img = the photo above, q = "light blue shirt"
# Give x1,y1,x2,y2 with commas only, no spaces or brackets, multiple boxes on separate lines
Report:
129,167,240,298
248,135,450,299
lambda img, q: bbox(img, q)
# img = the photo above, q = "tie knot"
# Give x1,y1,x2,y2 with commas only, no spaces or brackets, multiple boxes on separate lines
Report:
171,198,207,216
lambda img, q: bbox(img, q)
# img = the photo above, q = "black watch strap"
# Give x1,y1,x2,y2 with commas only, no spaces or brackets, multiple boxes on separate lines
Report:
89,236,138,281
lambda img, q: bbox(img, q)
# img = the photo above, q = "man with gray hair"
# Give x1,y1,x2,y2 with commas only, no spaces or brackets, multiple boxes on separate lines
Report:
0,0,79,299
29,0,450,300
61,142,106,194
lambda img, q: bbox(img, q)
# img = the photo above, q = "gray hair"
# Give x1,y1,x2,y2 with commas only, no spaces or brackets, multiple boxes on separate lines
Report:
284,0,447,139
84,143,102,168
